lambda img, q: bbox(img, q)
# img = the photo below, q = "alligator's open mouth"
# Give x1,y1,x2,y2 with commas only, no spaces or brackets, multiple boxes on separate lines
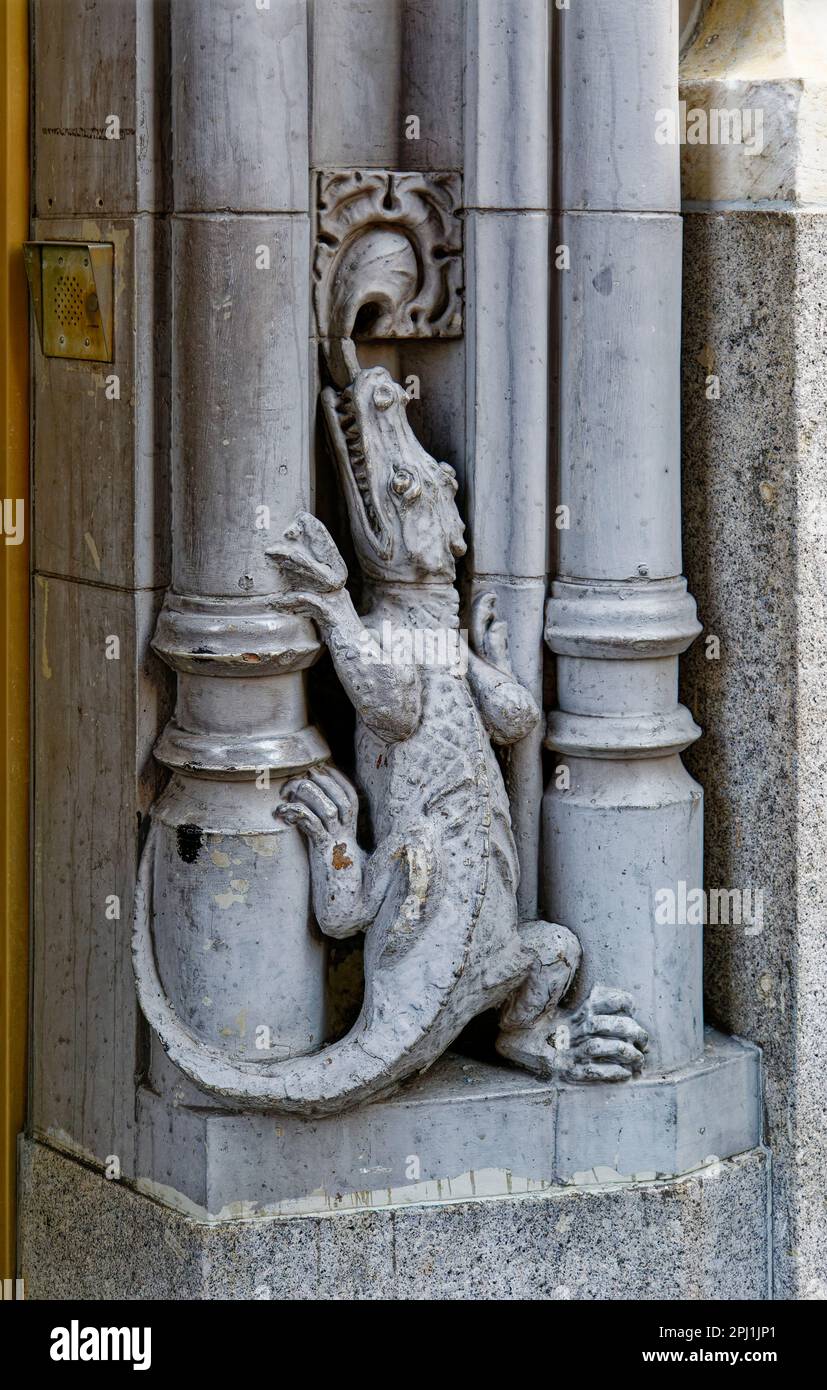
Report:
332,386,382,536
322,384,393,558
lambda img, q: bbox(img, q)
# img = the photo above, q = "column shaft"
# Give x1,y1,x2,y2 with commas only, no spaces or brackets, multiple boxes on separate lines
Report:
545,0,703,1071
465,0,551,916
146,0,330,1074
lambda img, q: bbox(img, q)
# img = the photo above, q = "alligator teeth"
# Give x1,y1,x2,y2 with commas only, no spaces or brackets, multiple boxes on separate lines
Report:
330,402,382,542
351,466,382,540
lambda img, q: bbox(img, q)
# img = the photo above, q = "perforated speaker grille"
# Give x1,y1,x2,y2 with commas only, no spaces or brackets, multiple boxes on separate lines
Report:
52,273,85,329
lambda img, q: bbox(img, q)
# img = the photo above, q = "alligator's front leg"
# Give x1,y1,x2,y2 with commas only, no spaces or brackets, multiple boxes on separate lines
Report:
466,592,540,745
267,512,422,743
278,765,370,938
279,764,440,952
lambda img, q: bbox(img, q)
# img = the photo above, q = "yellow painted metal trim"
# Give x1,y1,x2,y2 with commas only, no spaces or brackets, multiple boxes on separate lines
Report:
0,0,29,1282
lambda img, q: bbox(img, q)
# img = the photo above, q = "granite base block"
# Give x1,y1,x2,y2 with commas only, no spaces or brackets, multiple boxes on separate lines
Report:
18,1136,770,1301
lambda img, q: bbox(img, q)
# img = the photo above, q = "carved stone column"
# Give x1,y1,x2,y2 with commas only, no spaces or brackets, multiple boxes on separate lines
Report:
143,0,331,1076
465,0,550,916
544,0,704,1071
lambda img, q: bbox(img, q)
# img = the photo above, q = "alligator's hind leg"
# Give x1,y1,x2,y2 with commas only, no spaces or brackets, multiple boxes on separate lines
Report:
496,921,649,1083
496,920,580,1070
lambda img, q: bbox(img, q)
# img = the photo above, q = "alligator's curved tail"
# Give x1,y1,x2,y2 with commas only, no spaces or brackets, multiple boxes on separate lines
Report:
132,821,507,1117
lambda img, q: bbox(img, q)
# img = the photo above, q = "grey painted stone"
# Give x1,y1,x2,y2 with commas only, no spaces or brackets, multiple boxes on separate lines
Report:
311,0,463,173
141,5,334,1122
681,208,827,1300
33,0,169,217
463,1,551,905
556,0,681,213
131,0,342,1146
32,214,170,590
146,774,330,1064
397,0,464,172
465,0,550,211
31,577,170,1171
21,0,781,1308
470,575,546,918
136,61,650,1116
313,168,463,386
554,1030,761,1185
556,212,683,583
137,368,652,1112
310,337,468,523
384,342,467,493
18,1136,770,1300
461,4,552,915
544,752,704,1074
171,0,309,213
465,212,550,582
171,214,310,598
547,4,704,1085
131,1031,759,1217
28,0,173,1203
464,210,550,910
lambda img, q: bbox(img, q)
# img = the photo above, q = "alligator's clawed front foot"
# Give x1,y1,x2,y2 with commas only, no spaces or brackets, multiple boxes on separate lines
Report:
499,984,648,1084
276,765,368,939
267,511,348,625
466,591,540,744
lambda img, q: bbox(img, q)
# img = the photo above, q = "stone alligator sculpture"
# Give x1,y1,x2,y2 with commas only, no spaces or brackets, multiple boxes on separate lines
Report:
133,364,647,1115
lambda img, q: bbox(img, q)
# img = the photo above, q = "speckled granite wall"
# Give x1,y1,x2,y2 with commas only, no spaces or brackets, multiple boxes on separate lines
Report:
18,1138,770,1301
681,211,827,1299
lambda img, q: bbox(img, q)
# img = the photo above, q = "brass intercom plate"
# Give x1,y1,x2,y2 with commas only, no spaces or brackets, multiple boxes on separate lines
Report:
23,241,114,362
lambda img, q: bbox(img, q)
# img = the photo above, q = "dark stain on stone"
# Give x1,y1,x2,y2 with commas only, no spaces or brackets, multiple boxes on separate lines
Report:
593,266,613,295
177,824,203,863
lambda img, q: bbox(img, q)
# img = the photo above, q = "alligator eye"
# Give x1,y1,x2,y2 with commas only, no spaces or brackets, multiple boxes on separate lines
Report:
373,382,396,411
391,470,419,498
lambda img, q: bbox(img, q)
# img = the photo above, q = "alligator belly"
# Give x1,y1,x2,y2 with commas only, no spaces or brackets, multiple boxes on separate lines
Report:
356,667,523,984
358,666,510,839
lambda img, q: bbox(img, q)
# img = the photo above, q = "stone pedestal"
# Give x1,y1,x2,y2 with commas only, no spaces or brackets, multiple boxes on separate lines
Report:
20,1031,767,1299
